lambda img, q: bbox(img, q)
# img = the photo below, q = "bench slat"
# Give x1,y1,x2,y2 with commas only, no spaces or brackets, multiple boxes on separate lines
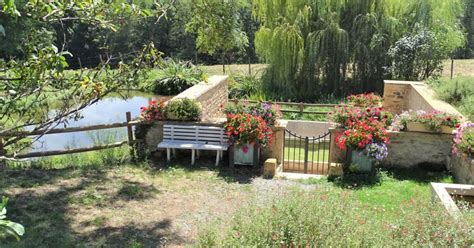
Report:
158,141,228,150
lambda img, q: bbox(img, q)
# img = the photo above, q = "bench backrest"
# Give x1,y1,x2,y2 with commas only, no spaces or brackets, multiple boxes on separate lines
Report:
163,124,229,145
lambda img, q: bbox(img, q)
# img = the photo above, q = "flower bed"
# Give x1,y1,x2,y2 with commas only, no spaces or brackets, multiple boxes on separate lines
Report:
449,122,474,184
223,101,281,165
395,110,462,134
331,93,391,172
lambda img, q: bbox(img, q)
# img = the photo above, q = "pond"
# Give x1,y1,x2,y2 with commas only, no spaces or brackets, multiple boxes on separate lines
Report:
29,91,170,152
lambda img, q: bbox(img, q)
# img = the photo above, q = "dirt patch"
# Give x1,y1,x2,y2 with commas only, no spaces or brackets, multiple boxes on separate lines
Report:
1,164,311,247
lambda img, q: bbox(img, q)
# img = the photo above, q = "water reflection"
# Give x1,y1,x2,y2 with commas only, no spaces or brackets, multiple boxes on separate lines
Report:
31,92,163,151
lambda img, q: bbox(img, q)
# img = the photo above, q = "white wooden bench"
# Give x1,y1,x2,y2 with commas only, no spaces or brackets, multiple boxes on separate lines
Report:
157,124,229,166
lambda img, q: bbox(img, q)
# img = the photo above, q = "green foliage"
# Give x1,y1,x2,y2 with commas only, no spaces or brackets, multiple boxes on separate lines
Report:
228,75,262,99
164,98,202,121
455,0,474,58
0,197,24,241
428,76,474,120
253,0,465,100
388,29,446,80
0,1,165,159
149,60,203,95
198,187,473,246
186,0,249,63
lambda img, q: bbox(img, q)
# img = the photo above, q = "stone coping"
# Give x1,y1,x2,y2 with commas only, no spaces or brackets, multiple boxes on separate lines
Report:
410,83,462,116
431,182,474,219
383,80,464,118
173,75,228,101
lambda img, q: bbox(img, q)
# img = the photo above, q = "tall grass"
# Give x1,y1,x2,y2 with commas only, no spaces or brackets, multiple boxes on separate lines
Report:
196,187,473,247
7,130,131,170
428,76,474,120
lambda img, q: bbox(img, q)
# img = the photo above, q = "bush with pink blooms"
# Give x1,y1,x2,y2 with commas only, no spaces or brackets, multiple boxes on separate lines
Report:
452,122,474,157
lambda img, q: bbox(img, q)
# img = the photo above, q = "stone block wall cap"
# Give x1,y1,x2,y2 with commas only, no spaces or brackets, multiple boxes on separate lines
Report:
265,158,277,163
383,80,424,85
276,119,288,127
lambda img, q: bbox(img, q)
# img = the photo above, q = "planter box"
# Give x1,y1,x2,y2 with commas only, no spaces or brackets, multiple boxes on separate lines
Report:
448,154,474,185
233,143,259,166
347,150,374,173
406,122,454,134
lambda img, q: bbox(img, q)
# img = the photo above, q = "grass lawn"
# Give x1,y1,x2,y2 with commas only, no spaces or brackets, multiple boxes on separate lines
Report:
2,151,472,246
284,144,330,162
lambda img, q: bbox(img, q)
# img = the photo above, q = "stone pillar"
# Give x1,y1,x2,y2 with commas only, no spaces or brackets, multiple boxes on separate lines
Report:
269,121,287,165
382,80,412,114
263,158,277,178
329,128,346,164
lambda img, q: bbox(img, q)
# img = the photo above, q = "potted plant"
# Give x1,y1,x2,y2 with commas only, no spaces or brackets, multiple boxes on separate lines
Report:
398,110,461,134
224,113,273,166
335,119,390,173
139,99,167,121
450,122,474,184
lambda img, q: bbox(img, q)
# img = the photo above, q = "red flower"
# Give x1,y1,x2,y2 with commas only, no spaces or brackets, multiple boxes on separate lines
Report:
242,145,249,153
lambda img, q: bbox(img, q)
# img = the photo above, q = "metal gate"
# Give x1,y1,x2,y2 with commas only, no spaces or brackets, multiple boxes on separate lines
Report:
283,129,331,174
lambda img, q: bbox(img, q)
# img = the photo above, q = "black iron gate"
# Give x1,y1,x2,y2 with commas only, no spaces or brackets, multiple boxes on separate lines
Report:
283,129,331,174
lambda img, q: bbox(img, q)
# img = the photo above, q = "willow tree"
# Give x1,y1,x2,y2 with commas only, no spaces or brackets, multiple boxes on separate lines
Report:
253,0,465,100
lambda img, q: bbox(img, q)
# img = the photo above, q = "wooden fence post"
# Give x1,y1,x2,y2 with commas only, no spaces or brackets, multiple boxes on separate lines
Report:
126,112,136,163
299,103,304,115
450,59,454,79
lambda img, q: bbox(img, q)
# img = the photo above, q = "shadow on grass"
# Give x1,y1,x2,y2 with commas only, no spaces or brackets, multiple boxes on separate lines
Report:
1,165,185,247
150,152,262,184
329,167,452,190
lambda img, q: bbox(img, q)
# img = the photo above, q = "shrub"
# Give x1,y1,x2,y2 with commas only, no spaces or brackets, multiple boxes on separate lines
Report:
196,190,473,247
164,98,201,121
347,93,382,107
453,122,474,157
388,29,446,81
228,75,262,99
150,60,203,95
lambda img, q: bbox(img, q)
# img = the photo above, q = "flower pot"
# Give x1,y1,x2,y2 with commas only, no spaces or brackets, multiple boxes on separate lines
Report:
348,150,374,173
233,143,259,166
406,122,454,134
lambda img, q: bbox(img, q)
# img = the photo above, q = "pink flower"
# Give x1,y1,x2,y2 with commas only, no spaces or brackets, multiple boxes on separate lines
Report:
242,145,249,153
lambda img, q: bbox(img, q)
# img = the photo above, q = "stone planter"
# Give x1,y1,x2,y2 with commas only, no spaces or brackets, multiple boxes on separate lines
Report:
233,143,259,166
406,122,454,134
347,150,374,173
448,154,474,185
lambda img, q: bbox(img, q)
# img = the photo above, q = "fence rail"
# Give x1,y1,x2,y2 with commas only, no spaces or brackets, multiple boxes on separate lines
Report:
230,99,340,115
0,112,147,159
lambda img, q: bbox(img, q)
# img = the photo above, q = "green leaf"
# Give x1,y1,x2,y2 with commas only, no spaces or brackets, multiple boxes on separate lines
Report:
0,24,5,36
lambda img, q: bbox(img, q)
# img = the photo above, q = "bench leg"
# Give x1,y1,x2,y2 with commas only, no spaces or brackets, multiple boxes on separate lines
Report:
220,150,224,160
191,149,196,165
196,150,200,159
172,148,176,157
215,150,220,166
166,148,171,162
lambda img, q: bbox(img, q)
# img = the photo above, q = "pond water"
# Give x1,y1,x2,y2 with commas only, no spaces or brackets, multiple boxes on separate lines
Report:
30,91,168,152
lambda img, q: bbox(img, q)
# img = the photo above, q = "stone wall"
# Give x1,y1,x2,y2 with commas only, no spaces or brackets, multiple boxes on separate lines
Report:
172,75,228,121
384,131,452,169
448,155,474,184
285,120,330,137
383,80,462,116
329,128,453,169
